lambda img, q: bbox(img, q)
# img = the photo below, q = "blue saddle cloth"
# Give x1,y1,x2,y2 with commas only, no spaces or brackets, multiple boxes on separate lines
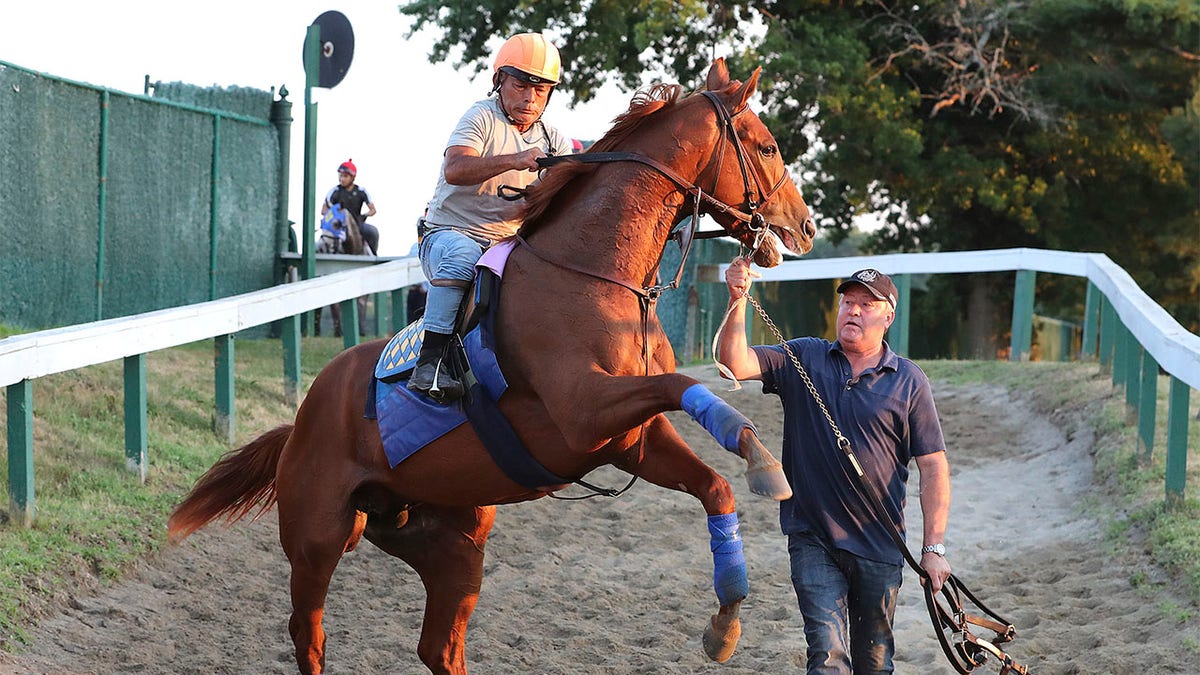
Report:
371,322,508,468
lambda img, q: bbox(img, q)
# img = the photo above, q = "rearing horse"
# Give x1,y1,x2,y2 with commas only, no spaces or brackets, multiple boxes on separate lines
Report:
168,59,816,675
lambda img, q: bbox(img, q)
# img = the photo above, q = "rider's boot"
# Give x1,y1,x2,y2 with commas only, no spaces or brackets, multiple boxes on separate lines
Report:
407,330,465,402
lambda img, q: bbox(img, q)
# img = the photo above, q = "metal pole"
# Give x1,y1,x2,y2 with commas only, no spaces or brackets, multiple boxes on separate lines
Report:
302,25,321,336
209,115,222,300
96,90,110,320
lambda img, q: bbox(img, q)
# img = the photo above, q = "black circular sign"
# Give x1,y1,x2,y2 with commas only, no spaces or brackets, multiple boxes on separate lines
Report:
304,10,354,89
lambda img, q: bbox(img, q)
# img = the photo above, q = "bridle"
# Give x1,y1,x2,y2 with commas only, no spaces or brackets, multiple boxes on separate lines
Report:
520,89,799,299
511,89,797,500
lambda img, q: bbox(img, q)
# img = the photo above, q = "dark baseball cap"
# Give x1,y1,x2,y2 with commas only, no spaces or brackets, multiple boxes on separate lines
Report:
837,269,897,309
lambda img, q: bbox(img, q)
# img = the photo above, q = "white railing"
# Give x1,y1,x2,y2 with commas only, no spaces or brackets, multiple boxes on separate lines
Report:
2,248,1195,525
732,248,1199,391
0,257,425,387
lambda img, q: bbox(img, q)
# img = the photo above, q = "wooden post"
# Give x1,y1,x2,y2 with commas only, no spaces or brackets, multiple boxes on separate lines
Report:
1112,319,1128,389
6,380,35,527
1081,281,1099,361
123,354,148,483
341,299,360,350
282,314,302,409
1165,377,1190,508
1136,349,1158,460
891,274,911,357
214,334,235,443
1009,270,1035,361
391,288,407,333
1124,331,1140,409
1098,297,1115,372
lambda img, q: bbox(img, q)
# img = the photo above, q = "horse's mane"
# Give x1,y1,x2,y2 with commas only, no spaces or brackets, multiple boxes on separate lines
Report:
519,83,686,234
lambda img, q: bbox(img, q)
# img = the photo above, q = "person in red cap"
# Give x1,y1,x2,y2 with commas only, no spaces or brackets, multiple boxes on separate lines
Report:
322,159,379,255
410,33,573,402
716,258,952,674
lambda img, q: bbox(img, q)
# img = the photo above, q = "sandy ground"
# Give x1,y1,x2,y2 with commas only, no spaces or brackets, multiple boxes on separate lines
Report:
2,365,1198,675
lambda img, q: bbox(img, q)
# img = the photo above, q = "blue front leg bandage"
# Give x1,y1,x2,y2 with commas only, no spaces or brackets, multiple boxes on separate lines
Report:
708,512,749,606
681,383,755,455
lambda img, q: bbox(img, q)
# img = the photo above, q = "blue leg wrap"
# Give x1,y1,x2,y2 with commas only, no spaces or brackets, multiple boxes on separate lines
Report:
681,383,755,455
708,512,749,606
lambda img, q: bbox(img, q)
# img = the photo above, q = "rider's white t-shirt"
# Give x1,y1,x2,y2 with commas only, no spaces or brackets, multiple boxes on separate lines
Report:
424,97,571,243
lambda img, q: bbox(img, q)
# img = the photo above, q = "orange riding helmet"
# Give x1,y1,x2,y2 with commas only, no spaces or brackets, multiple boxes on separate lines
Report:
492,33,562,88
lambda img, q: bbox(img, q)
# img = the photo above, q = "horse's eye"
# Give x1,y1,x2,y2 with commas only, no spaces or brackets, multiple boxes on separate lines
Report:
760,145,778,158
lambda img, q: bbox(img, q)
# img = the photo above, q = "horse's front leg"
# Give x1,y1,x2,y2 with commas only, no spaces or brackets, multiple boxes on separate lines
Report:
613,415,748,662
546,371,790,500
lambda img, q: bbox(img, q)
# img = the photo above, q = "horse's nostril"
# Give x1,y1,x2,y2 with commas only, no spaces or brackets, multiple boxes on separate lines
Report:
804,217,817,237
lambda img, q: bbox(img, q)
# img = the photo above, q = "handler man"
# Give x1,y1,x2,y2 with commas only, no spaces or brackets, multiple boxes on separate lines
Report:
716,259,953,674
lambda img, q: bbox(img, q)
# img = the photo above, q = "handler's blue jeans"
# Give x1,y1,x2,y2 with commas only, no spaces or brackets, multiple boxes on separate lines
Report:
788,532,902,674
418,228,485,335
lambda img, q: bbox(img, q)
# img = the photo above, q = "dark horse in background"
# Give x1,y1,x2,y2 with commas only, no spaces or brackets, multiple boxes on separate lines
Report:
314,203,372,337
168,59,816,674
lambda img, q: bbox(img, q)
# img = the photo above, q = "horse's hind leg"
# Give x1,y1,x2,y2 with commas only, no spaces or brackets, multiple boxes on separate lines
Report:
364,504,496,675
278,486,362,674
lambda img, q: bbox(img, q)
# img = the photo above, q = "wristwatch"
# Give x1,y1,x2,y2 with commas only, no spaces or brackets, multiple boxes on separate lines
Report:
921,543,946,557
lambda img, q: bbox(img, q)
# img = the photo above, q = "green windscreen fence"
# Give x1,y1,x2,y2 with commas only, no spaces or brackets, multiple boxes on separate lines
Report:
0,61,286,330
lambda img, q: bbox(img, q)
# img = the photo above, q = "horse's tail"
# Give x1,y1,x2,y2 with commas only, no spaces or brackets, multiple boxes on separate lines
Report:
166,423,292,544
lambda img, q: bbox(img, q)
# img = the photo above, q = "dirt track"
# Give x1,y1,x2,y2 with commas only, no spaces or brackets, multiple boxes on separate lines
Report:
2,365,1198,674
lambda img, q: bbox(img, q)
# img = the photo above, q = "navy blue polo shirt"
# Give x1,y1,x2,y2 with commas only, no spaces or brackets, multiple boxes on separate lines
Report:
755,338,946,565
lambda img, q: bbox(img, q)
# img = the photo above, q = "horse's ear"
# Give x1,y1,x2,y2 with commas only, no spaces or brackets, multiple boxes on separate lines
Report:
732,67,761,111
706,58,730,91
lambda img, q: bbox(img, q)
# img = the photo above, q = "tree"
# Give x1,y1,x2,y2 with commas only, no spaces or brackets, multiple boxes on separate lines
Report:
401,0,1200,342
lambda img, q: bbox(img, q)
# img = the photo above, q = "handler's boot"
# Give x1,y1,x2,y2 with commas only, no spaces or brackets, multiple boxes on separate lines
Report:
407,330,464,402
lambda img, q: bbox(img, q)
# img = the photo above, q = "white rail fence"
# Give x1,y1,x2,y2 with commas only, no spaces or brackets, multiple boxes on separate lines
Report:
2,249,1196,527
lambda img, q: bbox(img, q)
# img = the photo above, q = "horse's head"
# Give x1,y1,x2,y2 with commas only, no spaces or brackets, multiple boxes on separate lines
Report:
699,59,816,267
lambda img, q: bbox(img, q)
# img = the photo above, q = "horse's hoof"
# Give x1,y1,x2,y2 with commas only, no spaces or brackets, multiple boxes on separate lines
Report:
702,611,742,663
740,432,792,500
746,464,792,501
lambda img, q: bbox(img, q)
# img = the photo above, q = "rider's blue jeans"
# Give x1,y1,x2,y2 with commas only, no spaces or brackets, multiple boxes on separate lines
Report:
788,532,902,674
418,228,485,334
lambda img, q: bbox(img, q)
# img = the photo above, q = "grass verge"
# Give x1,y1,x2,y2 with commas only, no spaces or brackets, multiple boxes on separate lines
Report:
0,335,345,648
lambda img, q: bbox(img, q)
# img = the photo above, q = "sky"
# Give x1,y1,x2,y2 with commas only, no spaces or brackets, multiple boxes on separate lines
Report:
1,1,637,257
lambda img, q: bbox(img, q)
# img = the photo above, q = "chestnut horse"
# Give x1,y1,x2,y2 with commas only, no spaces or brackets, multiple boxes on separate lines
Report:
168,59,816,675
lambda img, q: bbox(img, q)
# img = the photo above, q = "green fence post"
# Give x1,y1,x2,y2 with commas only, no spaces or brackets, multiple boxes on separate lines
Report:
1098,297,1115,372
892,274,911,357
391,289,407,333
123,354,148,483
1165,377,1190,509
342,299,360,350
96,90,110,321
1124,331,1140,409
282,314,302,409
1112,319,1128,389
375,292,390,337
1010,270,1035,361
208,115,222,301
1081,282,1099,361
214,334,235,443
6,380,35,527
1137,349,1158,460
